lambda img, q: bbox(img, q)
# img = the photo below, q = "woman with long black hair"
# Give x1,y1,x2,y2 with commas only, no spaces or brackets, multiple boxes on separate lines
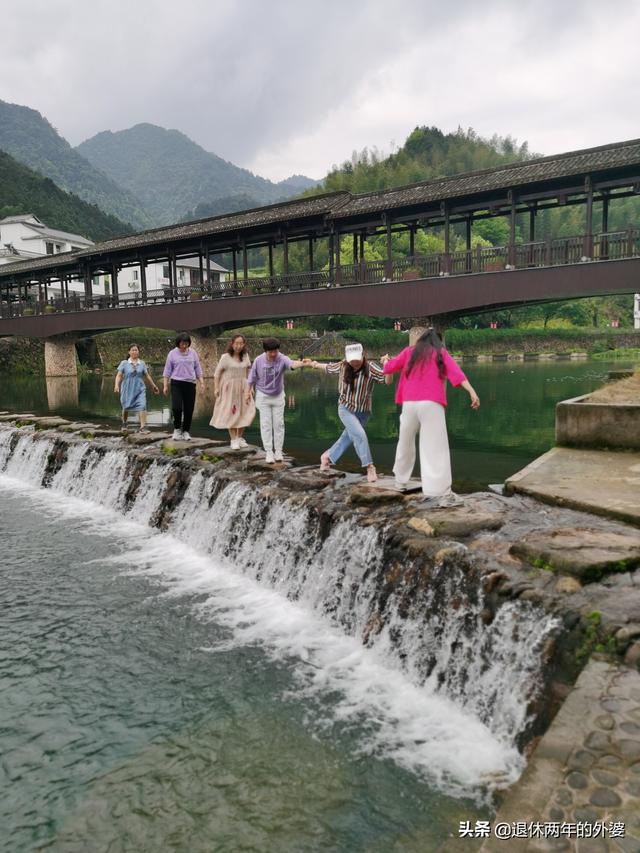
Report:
162,332,205,441
307,343,388,482
381,328,480,505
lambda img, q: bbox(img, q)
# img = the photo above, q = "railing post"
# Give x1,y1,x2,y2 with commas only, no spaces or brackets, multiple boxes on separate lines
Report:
545,235,552,267
584,176,593,258
627,228,634,258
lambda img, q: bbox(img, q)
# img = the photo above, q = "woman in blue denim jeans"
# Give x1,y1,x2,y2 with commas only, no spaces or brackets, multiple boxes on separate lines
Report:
306,343,390,482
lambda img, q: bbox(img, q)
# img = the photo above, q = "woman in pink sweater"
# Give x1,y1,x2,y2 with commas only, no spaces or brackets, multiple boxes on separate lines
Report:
382,328,480,505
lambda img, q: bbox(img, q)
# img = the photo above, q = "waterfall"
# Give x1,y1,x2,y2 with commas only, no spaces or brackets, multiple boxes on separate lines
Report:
0,425,559,784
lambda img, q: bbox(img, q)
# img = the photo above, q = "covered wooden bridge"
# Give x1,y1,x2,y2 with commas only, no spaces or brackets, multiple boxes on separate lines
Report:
1,137,639,374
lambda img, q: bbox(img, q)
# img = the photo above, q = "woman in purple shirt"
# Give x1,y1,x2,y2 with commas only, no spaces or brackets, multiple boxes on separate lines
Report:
162,332,205,441
246,337,304,463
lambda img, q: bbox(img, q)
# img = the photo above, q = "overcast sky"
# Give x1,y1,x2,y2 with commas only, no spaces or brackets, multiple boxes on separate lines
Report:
2,0,639,182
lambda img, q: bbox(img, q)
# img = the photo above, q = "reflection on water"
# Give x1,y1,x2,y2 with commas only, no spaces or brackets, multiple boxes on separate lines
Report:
0,359,625,488
46,374,79,409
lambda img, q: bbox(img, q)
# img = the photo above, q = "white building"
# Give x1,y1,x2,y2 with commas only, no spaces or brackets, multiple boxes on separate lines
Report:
0,214,93,264
0,214,227,299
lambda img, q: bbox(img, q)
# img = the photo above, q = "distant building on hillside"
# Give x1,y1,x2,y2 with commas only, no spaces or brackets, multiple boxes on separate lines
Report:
0,214,228,299
0,214,93,264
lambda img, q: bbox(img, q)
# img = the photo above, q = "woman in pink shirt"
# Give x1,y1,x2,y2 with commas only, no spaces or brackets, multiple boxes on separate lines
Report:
382,328,480,506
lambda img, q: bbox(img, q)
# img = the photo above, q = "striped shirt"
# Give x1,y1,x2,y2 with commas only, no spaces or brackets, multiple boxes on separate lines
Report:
325,360,385,412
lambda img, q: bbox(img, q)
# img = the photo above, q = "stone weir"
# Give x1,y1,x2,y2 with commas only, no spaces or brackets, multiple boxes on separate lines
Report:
1,415,639,768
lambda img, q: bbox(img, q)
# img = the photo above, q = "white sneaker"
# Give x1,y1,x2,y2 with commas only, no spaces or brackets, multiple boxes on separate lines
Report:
230,438,240,450
182,431,192,441
238,437,249,448
172,428,183,441
274,451,284,462
265,451,275,464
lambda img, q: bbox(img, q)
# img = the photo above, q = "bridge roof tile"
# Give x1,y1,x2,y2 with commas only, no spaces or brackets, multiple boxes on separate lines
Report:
333,138,640,218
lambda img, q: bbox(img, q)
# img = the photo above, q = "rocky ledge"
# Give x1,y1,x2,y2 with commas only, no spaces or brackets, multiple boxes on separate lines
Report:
2,413,640,750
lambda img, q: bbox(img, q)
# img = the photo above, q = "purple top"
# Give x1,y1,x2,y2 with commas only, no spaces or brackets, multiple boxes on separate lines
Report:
247,352,293,396
162,347,203,382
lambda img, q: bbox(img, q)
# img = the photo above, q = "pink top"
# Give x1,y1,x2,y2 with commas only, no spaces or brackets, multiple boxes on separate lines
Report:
383,346,467,406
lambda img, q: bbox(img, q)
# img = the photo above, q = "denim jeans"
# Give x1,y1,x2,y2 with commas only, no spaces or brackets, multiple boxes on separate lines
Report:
327,404,373,467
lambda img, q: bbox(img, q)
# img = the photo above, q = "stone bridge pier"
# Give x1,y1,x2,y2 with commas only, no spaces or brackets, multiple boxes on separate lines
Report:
44,335,78,377
190,326,221,378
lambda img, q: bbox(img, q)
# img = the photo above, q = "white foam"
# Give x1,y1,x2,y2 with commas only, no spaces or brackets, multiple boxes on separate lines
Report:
0,470,523,799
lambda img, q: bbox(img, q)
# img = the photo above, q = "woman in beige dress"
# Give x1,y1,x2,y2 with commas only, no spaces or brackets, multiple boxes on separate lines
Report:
210,334,256,449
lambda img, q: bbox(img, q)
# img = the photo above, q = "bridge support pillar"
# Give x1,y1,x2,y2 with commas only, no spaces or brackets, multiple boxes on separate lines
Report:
44,335,78,377
405,316,451,346
190,327,221,377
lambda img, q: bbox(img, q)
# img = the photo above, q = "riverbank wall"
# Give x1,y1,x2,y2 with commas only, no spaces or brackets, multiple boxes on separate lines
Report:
3,328,640,373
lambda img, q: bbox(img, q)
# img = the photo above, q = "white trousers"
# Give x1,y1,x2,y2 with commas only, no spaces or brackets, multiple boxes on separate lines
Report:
393,401,452,497
255,390,285,453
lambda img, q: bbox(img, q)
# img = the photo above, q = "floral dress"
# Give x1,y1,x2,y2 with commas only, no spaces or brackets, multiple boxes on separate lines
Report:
210,353,256,428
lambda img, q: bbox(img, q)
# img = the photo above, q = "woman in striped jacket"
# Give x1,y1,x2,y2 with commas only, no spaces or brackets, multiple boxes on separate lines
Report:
306,343,389,482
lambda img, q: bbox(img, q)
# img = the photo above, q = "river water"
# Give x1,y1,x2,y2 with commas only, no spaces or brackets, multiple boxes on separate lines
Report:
0,359,628,851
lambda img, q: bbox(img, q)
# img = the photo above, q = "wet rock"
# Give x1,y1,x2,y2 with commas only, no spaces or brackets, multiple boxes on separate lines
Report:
573,806,599,823
594,714,615,731
555,788,573,806
124,432,173,446
407,506,504,538
482,571,507,593
591,768,619,786
407,516,435,536
621,722,640,736
567,749,596,771
584,731,611,752
596,753,622,768
589,787,622,807
33,416,71,429
509,527,640,581
555,576,583,594
279,472,330,491
625,643,640,667
619,739,640,761
348,485,405,505
57,421,102,433
566,770,589,789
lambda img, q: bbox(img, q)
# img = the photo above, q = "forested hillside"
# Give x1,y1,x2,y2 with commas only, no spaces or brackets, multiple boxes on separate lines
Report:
0,100,151,229
77,124,317,226
0,151,132,241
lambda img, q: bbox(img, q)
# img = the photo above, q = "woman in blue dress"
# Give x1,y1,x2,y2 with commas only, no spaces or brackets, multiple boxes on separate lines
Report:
114,344,159,433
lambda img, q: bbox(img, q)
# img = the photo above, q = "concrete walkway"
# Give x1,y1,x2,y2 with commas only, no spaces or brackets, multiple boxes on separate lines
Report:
478,658,640,853
505,448,640,527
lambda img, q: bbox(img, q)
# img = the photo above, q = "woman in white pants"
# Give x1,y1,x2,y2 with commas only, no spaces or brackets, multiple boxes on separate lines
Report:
381,328,479,505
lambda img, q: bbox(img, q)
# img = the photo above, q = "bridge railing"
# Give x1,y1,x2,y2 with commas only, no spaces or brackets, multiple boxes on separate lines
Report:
2,225,640,319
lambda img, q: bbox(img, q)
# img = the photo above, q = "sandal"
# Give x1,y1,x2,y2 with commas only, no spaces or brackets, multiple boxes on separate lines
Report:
319,451,332,472
138,428,151,435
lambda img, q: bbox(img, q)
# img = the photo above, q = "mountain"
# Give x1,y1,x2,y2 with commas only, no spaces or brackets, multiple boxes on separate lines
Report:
182,193,264,222
276,174,319,194
0,150,133,240
77,123,318,226
315,125,533,196
0,100,151,229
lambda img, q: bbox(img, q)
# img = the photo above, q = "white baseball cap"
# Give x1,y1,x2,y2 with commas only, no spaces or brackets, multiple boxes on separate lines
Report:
345,343,364,362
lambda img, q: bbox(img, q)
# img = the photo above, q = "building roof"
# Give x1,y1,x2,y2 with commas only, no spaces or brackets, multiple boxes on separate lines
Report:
2,137,640,281
0,214,43,225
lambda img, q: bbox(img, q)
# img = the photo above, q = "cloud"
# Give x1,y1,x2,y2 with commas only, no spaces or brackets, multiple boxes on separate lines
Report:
0,0,638,181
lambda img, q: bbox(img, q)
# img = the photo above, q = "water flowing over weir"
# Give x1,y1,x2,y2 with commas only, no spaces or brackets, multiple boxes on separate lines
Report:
0,425,562,797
